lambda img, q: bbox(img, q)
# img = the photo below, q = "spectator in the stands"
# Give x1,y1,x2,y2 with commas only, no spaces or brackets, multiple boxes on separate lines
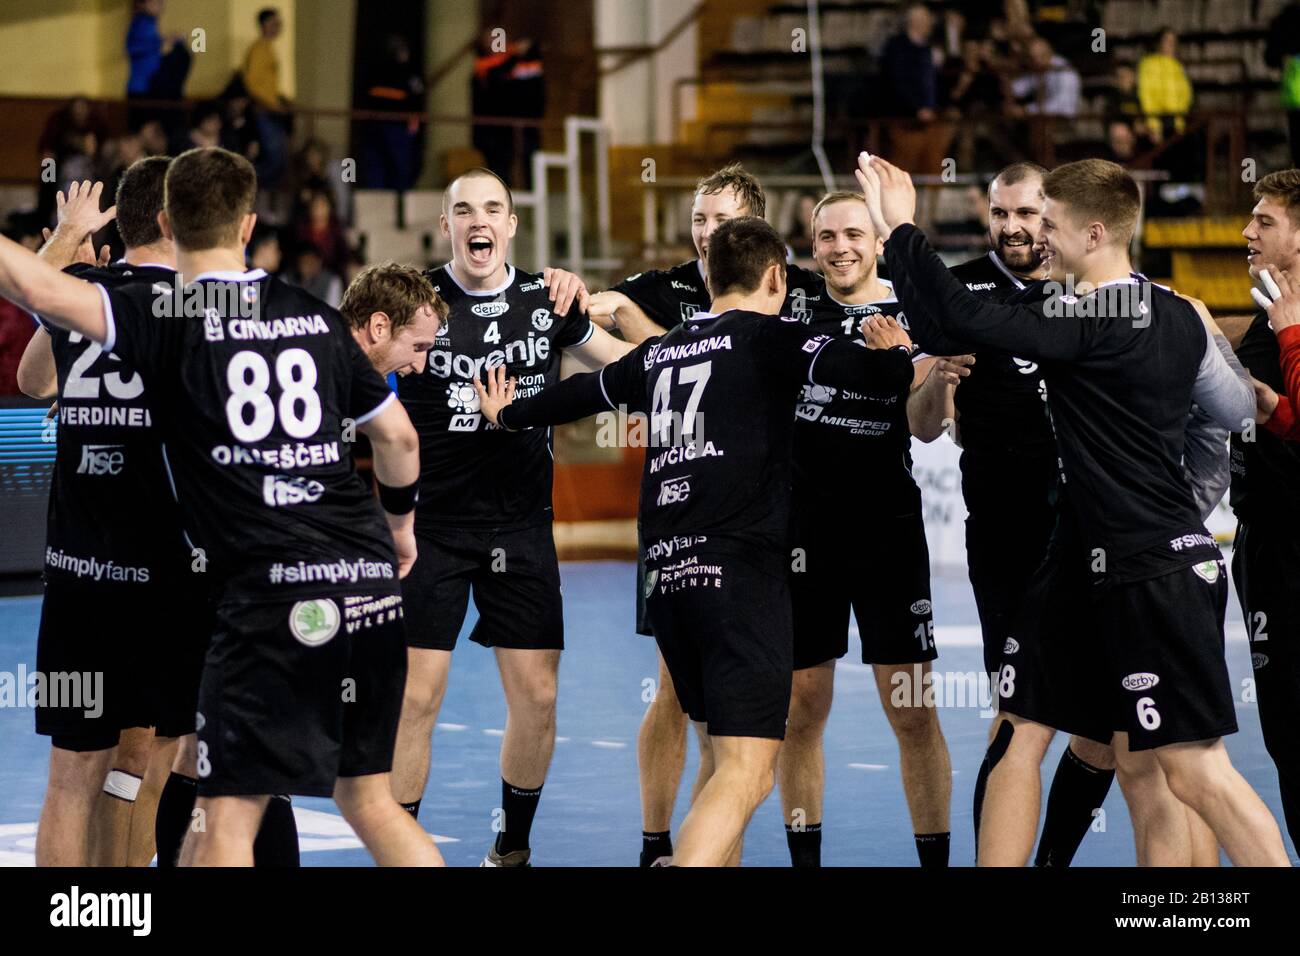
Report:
293,189,350,278
242,7,292,187
944,37,1006,117
881,3,953,180
1009,37,1080,117
125,0,191,134
1102,62,1143,125
218,76,262,164
137,119,170,157
289,244,343,308
1104,120,1139,164
292,140,350,225
1137,28,1193,142
785,193,820,260
249,226,283,276
1265,2,1300,165
360,33,426,192
36,98,108,223
188,102,224,150
472,30,545,186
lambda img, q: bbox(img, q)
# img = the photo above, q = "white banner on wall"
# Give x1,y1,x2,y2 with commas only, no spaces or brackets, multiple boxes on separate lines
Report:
910,436,1239,573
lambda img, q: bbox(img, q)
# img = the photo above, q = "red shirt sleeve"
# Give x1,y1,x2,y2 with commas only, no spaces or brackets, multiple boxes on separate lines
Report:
1264,325,1300,441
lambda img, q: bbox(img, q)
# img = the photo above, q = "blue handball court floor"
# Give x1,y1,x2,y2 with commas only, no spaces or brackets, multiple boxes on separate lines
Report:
0,558,1292,866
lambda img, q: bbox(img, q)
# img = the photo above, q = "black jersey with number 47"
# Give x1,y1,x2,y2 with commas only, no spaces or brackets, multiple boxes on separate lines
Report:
40,262,185,587
399,264,595,533
99,269,401,602
592,309,915,553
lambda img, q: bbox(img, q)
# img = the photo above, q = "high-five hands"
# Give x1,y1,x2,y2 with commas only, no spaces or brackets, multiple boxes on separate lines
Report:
472,363,517,427
1251,266,1300,332
853,152,917,237
44,181,116,267
861,314,913,351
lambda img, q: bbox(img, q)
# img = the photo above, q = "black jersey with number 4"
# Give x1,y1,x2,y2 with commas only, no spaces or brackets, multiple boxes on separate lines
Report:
40,261,185,587
99,268,400,602
791,279,922,516
399,264,594,533
1230,310,1300,528
613,259,825,332
498,309,915,554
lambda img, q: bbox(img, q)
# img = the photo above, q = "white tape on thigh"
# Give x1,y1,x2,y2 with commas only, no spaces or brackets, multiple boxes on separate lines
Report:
103,769,142,801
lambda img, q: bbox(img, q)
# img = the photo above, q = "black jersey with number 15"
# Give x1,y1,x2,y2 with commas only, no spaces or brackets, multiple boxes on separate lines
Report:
98,269,401,602
400,264,595,533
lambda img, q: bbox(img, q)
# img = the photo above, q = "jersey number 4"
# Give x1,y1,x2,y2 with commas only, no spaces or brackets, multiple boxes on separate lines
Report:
225,349,322,442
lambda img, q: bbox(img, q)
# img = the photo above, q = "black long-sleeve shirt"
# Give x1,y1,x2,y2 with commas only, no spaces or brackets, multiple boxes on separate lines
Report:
499,308,913,554
885,223,1251,578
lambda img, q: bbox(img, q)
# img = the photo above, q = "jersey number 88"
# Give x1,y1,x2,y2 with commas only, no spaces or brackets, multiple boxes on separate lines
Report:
225,348,322,442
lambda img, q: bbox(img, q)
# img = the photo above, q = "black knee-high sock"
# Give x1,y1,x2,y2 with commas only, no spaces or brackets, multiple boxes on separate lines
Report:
785,823,822,867
640,830,672,867
155,772,198,868
1034,746,1115,867
915,832,950,867
253,794,300,867
400,799,422,821
495,779,543,854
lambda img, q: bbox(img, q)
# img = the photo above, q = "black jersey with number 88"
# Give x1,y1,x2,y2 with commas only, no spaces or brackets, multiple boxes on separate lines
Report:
99,270,401,602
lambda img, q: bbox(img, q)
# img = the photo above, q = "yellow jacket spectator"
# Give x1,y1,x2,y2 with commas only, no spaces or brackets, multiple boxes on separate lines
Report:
242,8,286,111
1137,30,1192,139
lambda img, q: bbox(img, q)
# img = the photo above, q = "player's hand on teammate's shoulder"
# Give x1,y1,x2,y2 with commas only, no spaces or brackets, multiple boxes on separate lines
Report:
472,363,517,427
585,290,629,331
542,266,589,317
861,313,913,352
935,354,976,386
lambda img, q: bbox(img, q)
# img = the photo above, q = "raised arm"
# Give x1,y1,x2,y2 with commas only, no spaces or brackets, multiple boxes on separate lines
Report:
0,235,109,344
16,327,57,400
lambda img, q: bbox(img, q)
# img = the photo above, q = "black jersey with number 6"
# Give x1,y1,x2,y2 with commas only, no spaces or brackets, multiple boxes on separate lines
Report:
39,262,185,587
98,268,400,602
502,309,915,554
399,264,595,533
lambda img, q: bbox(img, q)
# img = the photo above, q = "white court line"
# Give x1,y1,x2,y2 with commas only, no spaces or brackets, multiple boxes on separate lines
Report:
0,809,458,866
436,723,468,731
848,763,889,770
591,740,627,749
482,728,505,737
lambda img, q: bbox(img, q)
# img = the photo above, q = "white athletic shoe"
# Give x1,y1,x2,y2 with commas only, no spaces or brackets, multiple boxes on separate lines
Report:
481,845,532,867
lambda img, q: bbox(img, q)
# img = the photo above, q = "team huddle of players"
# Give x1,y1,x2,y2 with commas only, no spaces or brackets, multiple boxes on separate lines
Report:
3,141,1298,867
